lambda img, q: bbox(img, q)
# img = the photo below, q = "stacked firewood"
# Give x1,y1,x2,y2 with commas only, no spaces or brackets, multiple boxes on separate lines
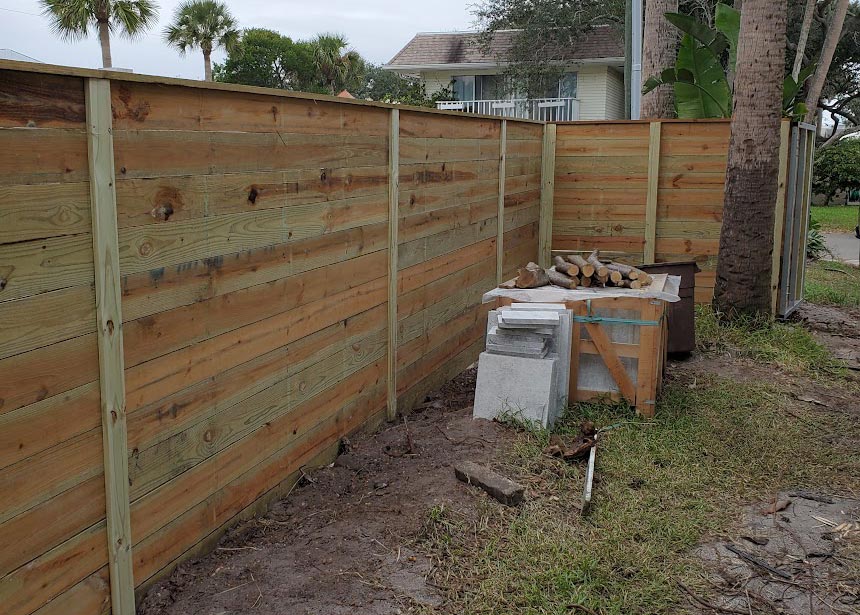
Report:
510,250,653,290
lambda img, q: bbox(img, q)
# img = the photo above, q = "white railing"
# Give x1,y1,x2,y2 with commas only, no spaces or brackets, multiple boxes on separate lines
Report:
436,97,579,121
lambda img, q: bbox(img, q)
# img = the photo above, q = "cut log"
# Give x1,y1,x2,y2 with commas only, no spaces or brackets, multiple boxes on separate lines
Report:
608,270,623,284
553,255,579,277
515,262,549,288
586,250,609,278
629,280,643,289
606,262,650,283
611,279,632,288
579,275,593,288
547,268,578,289
566,254,595,278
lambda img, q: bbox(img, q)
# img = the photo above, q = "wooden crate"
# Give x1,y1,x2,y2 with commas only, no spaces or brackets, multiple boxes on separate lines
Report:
500,292,668,418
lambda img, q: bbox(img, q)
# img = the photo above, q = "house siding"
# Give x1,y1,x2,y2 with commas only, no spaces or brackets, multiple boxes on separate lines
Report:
604,67,626,119
415,64,624,120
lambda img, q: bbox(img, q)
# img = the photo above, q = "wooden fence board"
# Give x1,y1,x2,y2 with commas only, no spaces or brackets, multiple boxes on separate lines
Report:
0,71,85,128
0,182,92,243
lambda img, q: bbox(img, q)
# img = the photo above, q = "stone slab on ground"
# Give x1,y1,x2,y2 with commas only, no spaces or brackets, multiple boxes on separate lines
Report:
473,352,559,428
453,460,525,506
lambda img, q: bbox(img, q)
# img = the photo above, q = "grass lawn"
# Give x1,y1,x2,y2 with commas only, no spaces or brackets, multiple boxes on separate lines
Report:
805,260,860,308
418,306,859,614
811,204,860,233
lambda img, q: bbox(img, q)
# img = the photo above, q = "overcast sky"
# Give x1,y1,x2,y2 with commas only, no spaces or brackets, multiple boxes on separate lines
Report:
0,0,475,79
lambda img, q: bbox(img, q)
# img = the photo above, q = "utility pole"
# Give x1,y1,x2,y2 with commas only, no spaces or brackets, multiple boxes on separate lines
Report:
630,0,643,119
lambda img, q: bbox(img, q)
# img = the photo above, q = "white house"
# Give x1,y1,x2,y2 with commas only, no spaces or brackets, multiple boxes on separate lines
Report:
383,26,625,121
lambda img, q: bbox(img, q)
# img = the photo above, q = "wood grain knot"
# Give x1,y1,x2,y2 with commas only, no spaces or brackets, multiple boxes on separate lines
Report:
151,205,174,221
248,187,259,204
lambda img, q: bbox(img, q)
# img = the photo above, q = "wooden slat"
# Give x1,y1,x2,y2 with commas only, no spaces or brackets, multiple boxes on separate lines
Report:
0,182,91,244
538,123,556,267
0,71,86,128
86,77,135,615
388,109,399,421
771,120,791,315
496,120,506,285
644,122,661,264
583,321,637,404
0,127,88,183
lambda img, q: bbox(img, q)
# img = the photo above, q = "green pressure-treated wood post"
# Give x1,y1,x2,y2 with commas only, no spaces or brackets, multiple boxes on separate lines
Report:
387,108,399,421
85,77,136,615
496,120,507,285
538,123,557,267
644,121,662,264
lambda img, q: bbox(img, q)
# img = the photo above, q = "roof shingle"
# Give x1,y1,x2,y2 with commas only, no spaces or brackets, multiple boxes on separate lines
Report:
386,26,623,67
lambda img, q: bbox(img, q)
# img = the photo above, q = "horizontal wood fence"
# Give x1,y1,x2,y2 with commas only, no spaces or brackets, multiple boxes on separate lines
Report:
0,62,805,615
0,63,542,615
550,119,794,304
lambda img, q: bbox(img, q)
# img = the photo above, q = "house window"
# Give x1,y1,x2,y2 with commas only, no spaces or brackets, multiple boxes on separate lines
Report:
560,72,578,98
452,75,475,100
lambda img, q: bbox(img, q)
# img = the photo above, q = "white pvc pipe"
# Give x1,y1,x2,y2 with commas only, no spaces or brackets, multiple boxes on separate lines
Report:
630,0,643,120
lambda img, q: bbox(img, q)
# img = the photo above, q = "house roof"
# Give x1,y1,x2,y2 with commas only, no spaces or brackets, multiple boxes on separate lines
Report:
385,26,623,69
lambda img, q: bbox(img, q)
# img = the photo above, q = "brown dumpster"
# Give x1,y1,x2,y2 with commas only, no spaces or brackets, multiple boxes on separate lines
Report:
637,262,700,355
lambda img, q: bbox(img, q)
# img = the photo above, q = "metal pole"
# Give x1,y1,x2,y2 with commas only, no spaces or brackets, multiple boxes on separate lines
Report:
630,0,643,119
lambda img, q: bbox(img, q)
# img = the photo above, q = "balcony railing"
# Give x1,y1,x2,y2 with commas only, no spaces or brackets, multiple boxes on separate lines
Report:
435,97,579,121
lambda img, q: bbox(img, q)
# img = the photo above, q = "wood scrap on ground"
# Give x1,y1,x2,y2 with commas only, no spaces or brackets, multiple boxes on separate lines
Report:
511,251,654,291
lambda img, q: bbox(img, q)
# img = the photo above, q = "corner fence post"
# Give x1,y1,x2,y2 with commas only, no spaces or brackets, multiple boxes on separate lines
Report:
771,120,791,316
644,121,661,264
538,123,557,267
387,108,399,421
85,78,135,615
496,120,507,285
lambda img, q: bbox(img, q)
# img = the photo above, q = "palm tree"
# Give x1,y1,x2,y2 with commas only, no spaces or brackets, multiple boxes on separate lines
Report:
164,0,239,81
640,0,678,118
311,34,365,95
713,0,787,318
40,0,158,68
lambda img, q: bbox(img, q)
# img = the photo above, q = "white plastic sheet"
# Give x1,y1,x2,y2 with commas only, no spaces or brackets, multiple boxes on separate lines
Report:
482,273,682,304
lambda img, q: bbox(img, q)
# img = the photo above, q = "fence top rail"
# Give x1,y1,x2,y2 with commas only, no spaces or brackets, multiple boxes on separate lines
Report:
0,59,546,124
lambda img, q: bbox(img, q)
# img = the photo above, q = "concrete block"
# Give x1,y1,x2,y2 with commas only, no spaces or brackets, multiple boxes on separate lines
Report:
454,461,525,506
473,352,559,428
494,303,573,416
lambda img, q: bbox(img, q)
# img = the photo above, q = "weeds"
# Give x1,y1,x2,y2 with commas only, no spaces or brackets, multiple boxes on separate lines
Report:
419,377,859,615
805,260,860,308
695,304,843,375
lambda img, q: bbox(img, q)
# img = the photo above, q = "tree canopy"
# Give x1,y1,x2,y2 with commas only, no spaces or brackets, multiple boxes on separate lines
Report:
213,28,319,92
353,64,451,106
812,137,860,203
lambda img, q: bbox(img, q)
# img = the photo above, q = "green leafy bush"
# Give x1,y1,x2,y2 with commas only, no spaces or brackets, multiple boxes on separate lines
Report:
813,139,860,205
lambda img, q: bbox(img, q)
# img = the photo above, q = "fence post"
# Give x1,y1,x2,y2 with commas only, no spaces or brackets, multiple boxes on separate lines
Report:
387,108,399,421
770,120,792,316
644,121,661,264
538,122,557,267
496,120,507,284
85,77,135,615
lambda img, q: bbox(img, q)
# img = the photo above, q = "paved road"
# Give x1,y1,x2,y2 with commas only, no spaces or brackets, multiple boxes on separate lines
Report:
825,232,860,266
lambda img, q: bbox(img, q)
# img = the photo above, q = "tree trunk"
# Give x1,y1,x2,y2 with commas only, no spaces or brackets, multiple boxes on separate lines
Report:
203,49,213,81
640,0,679,118
792,0,817,80
713,0,787,319
804,0,851,123
98,20,112,68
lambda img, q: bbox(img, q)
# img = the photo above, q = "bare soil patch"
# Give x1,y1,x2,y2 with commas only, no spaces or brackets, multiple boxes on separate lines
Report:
138,368,515,615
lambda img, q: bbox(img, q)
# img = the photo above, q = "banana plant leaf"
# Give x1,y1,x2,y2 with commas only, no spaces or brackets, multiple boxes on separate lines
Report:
674,34,731,118
714,3,740,72
665,12,728,57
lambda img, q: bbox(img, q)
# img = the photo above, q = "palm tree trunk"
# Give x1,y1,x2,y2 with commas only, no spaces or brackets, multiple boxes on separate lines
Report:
804,0,850,124
203,49,213,81
98,20,112,68
792,0,817,80
640,0,678,118
713,0,787,318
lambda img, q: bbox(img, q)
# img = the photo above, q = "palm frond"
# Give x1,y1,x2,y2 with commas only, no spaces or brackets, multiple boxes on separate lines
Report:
39,0,95,42
163,0,238,54
110,0,159,39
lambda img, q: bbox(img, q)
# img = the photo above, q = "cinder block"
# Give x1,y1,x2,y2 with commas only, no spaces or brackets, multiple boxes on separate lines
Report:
473,352,559,428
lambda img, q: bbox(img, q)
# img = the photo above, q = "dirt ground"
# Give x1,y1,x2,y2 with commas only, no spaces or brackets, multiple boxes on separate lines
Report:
139,304,860,615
